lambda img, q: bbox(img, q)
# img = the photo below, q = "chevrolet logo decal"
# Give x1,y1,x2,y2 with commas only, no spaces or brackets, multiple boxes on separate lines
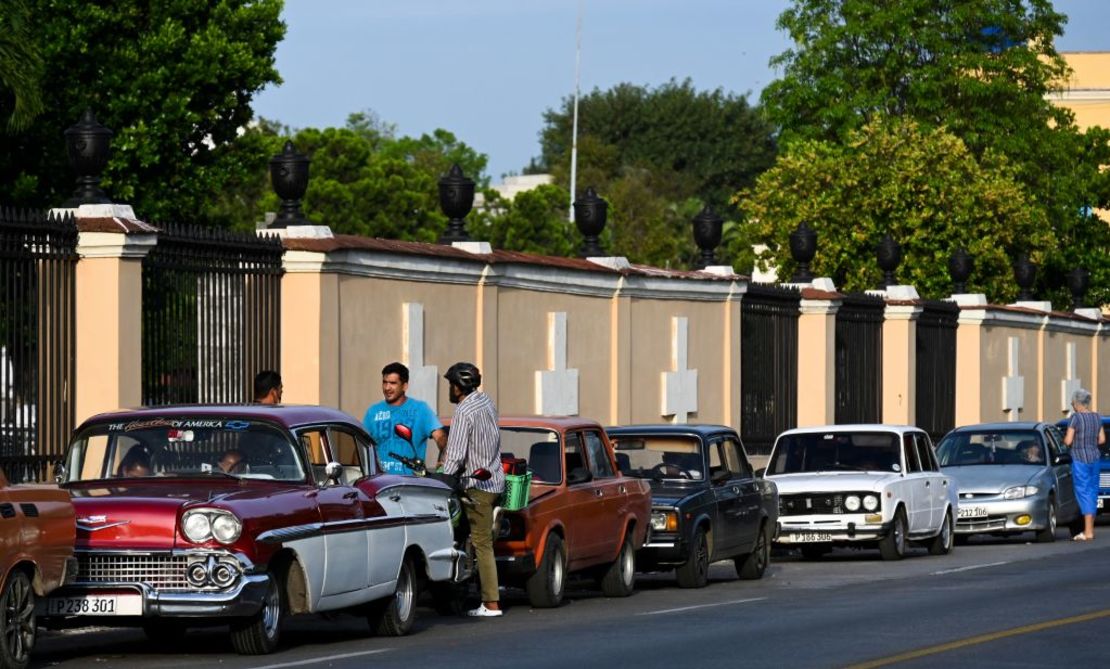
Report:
77,515,131,532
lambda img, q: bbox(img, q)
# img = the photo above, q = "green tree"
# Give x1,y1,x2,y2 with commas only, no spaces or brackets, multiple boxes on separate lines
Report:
762,0,1110,304
731,118,1052,302
0,0,43,132
221,113,491,241
481,184,578,257
529,79,775,268
0,0,285,225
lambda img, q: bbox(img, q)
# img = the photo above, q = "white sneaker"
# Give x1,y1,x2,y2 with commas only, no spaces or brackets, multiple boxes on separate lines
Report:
467,604,503,618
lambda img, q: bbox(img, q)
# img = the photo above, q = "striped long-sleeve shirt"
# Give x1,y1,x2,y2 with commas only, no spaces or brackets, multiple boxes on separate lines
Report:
1068,411,1104,464
443,391,505,494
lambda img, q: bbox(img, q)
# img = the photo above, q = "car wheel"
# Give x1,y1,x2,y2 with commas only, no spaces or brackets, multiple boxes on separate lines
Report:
371,558,417,636
878,508,907,561
142,619,187,644
675,526,709,588
230,570,284,655
928,510,954,556
1035,497,1058,543
0,570,35,669
735,522,770,580
599,534,635,597
526,533,566,608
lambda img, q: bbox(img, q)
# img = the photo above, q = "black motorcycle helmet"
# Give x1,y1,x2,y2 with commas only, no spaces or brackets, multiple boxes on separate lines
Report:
444,362,481,393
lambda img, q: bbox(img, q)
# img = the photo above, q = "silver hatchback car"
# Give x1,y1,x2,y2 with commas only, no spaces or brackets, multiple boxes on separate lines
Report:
936,422,1079,542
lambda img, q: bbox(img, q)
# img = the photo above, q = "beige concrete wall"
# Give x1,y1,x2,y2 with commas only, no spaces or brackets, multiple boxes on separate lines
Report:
1041,329,1095,422
333,275,479,420
75,257,144,423
281,271,340,409
627,299,730,426
881,309,917,425
1058,52,1110,131
1097,330,1109,413
797,302,837,426
955,317,983,426
979,324,1041,423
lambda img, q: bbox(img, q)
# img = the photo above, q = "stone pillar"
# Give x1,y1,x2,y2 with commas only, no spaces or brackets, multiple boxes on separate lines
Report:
609,278,633,426
475,265,499,401
881,302,922,425
70,209,156,424
280,250,340,408
797,295,839,426
954,308,985,426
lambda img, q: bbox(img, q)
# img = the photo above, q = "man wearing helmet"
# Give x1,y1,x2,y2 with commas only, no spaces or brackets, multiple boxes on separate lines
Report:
441,362,505,618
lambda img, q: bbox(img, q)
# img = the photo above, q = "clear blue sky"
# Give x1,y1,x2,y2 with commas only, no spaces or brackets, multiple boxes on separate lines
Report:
253,0,1110,182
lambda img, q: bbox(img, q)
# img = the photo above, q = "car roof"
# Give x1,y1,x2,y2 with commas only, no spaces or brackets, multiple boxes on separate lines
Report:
77,404,362,432
494,416,604,430
1054,415,1110,426
778,424,921,436
949,421,1045,432
606,424,735,438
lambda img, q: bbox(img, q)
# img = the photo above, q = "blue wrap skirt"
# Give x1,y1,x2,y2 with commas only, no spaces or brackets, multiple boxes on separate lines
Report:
1072,459,1100,516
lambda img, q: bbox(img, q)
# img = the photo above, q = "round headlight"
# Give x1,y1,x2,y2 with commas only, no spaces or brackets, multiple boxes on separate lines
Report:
211,513,243,544
844,495,861,512
651,511,668,532
183,512,212,542
863,495,879,511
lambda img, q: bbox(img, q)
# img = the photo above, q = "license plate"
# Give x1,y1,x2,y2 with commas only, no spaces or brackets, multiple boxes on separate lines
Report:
958,506,988,519
46,595,142,616
791,531,832,543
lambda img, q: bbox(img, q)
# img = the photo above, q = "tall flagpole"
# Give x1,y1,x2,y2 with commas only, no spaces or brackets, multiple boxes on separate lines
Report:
568,0,582,222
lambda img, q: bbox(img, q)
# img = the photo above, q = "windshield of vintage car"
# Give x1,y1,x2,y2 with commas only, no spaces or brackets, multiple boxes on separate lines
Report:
611,436,704,480
62,419,307,482
767,432,900,474
936,430,1045,466
500,427,562,484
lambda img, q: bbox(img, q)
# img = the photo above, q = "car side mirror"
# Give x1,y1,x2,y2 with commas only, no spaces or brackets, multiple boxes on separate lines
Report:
1054,453,1072,466
566,467,592,485
53,463,67,484
324,461,343,484
711,470,731,485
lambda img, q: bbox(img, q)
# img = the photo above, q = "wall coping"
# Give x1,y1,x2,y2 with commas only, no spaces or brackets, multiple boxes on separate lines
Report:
282,235,749,301
76,231,157,259
957,304,1105,334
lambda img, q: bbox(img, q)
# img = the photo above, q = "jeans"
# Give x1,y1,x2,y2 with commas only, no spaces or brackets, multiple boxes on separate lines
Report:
465,488,501,603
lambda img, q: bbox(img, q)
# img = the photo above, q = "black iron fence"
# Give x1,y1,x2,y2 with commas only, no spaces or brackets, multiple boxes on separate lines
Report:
0,207,77,483
835,293,885,424
916,300,959,441
142,224,283,405
741,284,800,455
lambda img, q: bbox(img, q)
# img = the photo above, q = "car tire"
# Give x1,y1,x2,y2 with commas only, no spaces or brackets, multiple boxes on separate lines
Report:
878,508,907,561
370,558,417,636
928,510,954,556
1035,497,1058,544
675,526,709,588
142,620,187,644
230,570,284,655
0,570,35,669
526,533,566,608
599,534,635,597
735,522,770,580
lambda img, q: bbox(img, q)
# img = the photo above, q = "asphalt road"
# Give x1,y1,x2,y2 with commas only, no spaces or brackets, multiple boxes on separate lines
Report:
32,528,1110,669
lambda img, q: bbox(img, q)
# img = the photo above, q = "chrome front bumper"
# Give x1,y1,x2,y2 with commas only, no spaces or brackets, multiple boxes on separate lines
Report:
954,496,1049,534
42,573,272,618
776,515,890,543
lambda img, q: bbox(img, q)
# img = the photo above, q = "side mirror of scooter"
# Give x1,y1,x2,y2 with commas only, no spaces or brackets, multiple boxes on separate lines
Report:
471,468,492,481
394,423,413,443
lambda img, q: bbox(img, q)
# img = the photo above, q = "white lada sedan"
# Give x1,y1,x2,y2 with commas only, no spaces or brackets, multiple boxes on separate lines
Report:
763,425,957,560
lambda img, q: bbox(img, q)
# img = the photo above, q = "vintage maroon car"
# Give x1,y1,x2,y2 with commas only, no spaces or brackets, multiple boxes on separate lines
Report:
493,417,652,607
45,405,463,655
0,467,75,669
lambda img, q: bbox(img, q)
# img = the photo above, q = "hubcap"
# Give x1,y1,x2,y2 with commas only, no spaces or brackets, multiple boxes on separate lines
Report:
895,518,905,553
697,534,708,576
1048,504,1057,533
4,576,34,661
756,532,768,570
552,548,565,596
621,543,634,586
395,565,414,622
261,580,281,639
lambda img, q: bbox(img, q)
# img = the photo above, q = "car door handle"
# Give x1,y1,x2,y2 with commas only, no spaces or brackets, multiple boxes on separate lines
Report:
342,491,358,500
389,494,402,502
619,485,626,494
303,491,318,499
732,487,740,494
925,481,931,487
595,489,604,497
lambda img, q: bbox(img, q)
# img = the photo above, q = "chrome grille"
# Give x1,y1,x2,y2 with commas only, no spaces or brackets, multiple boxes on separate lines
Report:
77,553,192,592
1099,472,1110,490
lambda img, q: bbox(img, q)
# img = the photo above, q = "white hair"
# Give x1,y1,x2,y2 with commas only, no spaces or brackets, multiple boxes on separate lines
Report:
1072,388,1092,407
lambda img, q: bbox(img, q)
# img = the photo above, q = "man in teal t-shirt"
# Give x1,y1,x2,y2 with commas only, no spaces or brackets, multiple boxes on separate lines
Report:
363,362,446,474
